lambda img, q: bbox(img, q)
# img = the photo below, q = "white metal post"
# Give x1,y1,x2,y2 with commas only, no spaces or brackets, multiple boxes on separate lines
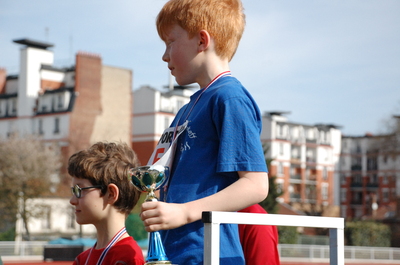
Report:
203,222,220,265
329,227,345,265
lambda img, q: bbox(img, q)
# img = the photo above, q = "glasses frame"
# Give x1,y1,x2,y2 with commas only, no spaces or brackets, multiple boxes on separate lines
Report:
71,184,104,198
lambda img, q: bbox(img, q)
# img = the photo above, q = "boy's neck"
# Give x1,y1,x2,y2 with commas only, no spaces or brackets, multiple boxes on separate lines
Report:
197,53,230,88
94,214,128,249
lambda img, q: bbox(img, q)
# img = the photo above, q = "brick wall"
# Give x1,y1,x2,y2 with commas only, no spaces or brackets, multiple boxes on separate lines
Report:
68,52,102,157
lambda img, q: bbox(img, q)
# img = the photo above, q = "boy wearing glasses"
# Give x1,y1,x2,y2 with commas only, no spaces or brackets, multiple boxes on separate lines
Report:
68,142,145,265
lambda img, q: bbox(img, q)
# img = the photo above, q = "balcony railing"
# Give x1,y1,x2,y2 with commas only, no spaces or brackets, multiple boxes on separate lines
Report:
351,165,362,171
350,182,362,188
290,193,301,200
290,174,301,180
366,183,379,188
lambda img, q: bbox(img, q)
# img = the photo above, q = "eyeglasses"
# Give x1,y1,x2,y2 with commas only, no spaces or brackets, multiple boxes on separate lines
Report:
71,184,104,198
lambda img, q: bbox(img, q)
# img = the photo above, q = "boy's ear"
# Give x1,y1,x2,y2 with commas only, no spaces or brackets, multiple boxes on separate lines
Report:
198,30,211,52
106,184,119,204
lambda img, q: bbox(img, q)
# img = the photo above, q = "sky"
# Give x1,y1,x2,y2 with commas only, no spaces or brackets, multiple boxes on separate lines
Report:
1,0,399,136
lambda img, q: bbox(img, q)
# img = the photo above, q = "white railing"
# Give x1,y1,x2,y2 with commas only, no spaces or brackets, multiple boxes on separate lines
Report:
202,212,345,265
2,237,400,263
0,241,47,257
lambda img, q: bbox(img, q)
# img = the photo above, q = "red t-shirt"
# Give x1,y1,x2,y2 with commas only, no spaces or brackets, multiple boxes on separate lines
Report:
238,204,281,265
73,237,145,265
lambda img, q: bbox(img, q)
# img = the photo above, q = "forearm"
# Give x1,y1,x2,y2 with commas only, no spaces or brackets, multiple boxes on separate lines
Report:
141,171,269,232
184,171,269,224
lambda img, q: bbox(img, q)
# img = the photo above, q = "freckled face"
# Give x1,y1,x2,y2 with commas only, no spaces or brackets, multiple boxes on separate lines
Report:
69,178,107,225
162,24,201,86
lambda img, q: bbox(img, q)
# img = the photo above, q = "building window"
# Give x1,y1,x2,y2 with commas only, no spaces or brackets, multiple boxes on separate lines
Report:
39,119,44,135
11,98,17,113
277,162,283,176
276,124,282,137
176,100,184,113
41,206,51,230
382,174,388,184
54,118,60,134
323,167,328,180
68,206,76,229
164,117,170,130
322,183,329,200
307,128,314,140
276,179,284,194
341,206,347,218
279,143,284,155
341,188,347,202
57,94,63,109
382,188,389,202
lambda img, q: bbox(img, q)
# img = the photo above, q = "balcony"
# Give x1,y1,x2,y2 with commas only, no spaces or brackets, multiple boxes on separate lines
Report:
290,174,301,180
366,182,379,190
306,157,316,163
306,175,317,181
290,157,301,164
350,183,363,190
305,193,317,201
290,193,301,201
350,199,363,205
306,138,317,144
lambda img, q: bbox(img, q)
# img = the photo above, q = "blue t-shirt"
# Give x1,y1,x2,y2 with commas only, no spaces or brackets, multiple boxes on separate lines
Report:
160,76,268,265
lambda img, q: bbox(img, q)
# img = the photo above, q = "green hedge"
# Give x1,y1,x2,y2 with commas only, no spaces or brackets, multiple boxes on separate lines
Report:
0,227,15,241
278,226,298,244
126,213,148,241
345,221,391,247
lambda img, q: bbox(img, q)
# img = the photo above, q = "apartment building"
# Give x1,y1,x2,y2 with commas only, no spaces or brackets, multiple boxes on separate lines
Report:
0,38,132,175
339,121,400,219
0,38,132,239
261,112,342,217
132,84,195,164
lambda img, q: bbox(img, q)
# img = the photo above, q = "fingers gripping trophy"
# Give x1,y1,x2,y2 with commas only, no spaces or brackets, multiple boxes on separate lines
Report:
128,165,172,265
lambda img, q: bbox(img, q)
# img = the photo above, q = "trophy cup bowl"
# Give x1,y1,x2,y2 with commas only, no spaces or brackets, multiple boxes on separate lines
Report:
128,165,172,265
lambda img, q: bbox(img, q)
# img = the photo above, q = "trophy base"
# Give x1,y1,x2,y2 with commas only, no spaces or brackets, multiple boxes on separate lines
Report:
145,261,172,265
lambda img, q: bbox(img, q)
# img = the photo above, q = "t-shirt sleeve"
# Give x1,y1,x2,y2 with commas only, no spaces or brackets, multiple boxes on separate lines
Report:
214,95,268,173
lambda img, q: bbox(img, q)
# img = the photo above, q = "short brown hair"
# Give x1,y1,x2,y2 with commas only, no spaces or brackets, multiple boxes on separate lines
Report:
68,142,140,215
156,0,245,61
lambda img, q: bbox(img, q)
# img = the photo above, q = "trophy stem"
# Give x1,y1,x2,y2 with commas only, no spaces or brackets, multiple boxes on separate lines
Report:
145,231,171,264
145,188,158,202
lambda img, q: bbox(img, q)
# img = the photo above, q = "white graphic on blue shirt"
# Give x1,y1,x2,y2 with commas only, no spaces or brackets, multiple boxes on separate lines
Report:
180,141,191,152
186,126,197,139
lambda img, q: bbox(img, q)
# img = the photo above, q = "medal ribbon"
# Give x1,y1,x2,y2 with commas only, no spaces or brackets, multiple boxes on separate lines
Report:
84,227,127,265
172,71,232,140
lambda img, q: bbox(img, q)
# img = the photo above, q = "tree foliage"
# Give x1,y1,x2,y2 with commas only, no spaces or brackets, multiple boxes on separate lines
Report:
0,135,61,240
259,175,283,214
126,213,148,241
278,226,298,244
345,221,391,247
259,145,284,214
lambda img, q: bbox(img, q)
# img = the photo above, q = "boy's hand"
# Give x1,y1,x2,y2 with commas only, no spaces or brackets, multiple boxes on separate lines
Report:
141,201,188,232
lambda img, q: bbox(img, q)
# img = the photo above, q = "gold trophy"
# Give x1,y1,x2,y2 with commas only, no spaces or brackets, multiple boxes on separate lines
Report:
129,165,171,265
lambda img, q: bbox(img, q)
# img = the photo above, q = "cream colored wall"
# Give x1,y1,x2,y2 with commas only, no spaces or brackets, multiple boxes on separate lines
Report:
90,65,132,145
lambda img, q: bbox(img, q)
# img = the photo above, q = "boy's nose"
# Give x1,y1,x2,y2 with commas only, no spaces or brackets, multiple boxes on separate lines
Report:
69,196,78,205
162,50,169,62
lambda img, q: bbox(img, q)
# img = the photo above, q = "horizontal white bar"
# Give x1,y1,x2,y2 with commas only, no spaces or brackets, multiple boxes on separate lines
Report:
202,211,344,229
